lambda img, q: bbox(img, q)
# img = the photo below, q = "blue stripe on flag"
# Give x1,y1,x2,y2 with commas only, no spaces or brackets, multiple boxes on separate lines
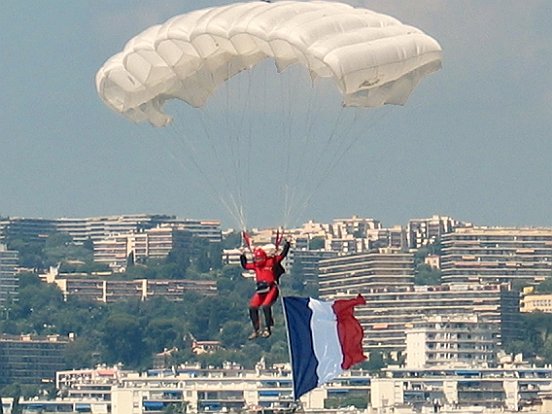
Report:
283,296,318,399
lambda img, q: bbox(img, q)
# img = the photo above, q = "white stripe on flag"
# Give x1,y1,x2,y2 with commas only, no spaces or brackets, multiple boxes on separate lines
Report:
308,298,344,385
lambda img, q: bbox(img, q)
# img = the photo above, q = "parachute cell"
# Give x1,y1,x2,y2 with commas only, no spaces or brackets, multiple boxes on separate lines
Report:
96,1,442,127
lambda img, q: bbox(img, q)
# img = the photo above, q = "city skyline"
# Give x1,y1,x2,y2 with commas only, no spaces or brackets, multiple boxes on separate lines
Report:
3,210,551,232
2,1,551,229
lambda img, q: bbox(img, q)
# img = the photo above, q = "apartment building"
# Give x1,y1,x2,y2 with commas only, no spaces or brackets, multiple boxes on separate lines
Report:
243,217,406,258
48,275,216,303
366,226,407,250
110,365,370,414
57,365,130,401
289,248,338,287
0,244,18,304
93,234,131,270
520,286,552,313
56,215,169,244
94,226,197,270
0,214,221,246
0,215,158,244
163,218,222,242
0,334,70,387
325,227,407,253
407,215,468,249
6,364,550,414
371,365,552,412
318,249,415,297
293,234,327,252
324,234,366,254
405,314,498,369
321,283,518,357
441,227,552,285
222,248,242,266
93,220,223,271
330,216,381,237
0,219,6,244
521,293,552,313
53,363,374,414
0,217,57,245
0,399,110,413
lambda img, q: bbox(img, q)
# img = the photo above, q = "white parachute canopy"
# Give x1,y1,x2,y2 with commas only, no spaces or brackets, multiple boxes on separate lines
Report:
96,1,442,127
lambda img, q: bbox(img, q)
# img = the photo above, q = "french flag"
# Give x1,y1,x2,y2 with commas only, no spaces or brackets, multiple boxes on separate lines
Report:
282,295,366,399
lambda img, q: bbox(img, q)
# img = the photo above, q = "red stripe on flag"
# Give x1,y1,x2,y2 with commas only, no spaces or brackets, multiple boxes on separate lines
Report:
332,294,367,370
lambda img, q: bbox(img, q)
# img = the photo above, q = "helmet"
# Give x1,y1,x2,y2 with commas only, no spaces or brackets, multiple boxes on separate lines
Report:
254,248,268,265
262,243,276,257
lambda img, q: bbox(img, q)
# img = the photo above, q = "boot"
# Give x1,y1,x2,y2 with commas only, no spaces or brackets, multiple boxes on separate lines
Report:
260,306,273,338
249,307,260,340
262,306,274,328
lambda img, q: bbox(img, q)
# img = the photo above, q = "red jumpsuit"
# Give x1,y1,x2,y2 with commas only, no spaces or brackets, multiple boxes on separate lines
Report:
240,241,290,337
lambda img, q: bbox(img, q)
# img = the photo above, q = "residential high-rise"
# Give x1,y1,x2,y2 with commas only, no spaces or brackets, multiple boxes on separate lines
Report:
0,217,56,243
321,282,518,357
47,275,216,303
405,314,498,369
318,249,415,297
289,249,338,289
0,215,221,246
371,365,552,412
407,215,468,249
0,334,70,387
330,216,381,238
0,244,18,304
366,225,408,250
520,286,552,313
441,227,552,285
93,226,199,270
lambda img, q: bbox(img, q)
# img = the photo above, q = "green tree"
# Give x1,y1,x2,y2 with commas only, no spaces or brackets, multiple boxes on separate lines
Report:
59,260,110,274
504,339,533,358
7,237,45,269
219,321,248,349
325,396,368,409
166,248,190,278
17,272,41,289
413,239,442,266
265,342,289,366
542,336,552,364
234,342,264,369
536,278,552,293
188,238,222,272
64,336,99,369
363,351,386,372
100,313,147,367
10,276,64,332
145,318,184,353
414,264,442,285
43,232,92,267
502,312,552,363
221,231,241,249
525,313,552,346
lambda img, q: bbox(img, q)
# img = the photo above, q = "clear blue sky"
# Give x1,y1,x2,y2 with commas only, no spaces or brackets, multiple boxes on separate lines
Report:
1,1,551,229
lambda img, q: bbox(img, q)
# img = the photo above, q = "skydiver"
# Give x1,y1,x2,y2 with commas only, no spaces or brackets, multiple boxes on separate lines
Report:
240,235,291,339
